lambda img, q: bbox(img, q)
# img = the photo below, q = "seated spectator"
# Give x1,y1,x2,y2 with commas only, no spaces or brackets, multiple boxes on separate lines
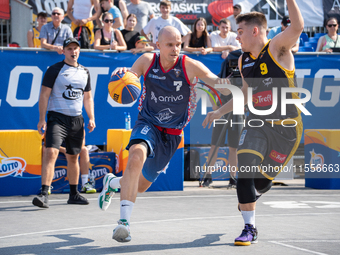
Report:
100,0,124,30
93,12,127,51
183,17,213,55
267,16,299,53
67,0,102,45
130,35,154,54
27,11,47,48
316,17,340,52
121,14,141,50
210,18,241,59
40,7,73,54
141,0,191,48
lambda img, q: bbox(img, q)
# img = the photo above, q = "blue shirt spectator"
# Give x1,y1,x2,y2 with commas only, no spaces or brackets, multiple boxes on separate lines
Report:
100,0,124,30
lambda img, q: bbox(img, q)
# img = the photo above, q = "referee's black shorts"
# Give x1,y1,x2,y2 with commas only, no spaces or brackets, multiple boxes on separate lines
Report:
45,111,84,155
211,113,244,148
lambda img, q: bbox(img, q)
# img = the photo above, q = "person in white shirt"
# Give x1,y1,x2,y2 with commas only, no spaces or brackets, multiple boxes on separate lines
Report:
141,0,191,49
210,18,241,59
227,4,242,32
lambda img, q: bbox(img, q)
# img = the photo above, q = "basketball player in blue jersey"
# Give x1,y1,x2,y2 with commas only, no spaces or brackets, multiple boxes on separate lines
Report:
98,26,229,242
203,0,304,246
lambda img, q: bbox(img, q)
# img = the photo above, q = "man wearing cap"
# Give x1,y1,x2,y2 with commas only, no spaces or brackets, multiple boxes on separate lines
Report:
40,7,73,54
227,4,242,32
267,16,299,53
27,11,47,48
32,37,96,209
130,35,154,54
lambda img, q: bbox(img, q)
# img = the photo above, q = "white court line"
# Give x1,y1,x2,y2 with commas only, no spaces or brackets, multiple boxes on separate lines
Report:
269,241,329,255
1,193,340,204
0,212,340,239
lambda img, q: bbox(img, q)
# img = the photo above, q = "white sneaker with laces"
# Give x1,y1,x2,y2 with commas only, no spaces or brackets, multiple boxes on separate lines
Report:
98,173,117,211
112,219,131,242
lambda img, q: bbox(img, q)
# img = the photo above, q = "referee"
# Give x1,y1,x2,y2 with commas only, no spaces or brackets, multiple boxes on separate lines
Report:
33,37,96,208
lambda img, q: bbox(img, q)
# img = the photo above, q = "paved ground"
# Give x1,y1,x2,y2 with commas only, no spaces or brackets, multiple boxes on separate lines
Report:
0,179,339,255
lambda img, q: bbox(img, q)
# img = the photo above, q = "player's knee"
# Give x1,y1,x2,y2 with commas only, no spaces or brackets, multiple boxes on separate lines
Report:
80,146,88,156
254,178,272,194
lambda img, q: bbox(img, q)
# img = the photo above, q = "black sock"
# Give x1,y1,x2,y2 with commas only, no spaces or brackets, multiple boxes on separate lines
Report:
41,185,49,196
69,185,78,196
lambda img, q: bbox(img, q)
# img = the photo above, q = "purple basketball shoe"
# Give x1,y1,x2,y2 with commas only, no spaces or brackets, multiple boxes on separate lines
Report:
234,224,258,246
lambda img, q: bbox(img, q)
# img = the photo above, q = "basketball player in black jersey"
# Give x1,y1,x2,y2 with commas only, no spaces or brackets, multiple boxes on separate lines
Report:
203,0,304,246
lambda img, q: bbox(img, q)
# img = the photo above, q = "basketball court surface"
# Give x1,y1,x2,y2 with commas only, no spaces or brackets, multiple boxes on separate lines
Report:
0,179,339,255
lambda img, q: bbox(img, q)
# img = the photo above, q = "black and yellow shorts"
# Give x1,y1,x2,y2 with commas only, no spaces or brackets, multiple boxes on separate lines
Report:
237,118,302,180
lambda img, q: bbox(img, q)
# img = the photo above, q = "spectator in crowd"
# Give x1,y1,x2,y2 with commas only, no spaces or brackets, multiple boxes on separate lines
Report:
100,0,124,30
27,11,47,48
183,17,213,55
141,0,190,49
267,16,299,53
127,0,154,33
67,0,102,45
33,37,95,208
316,17,340,52
121,14,141,50
94,12,127,51
227,4,242,32
130,35,154,54
112,0,129,27
40,7,73,54
210,18,241,59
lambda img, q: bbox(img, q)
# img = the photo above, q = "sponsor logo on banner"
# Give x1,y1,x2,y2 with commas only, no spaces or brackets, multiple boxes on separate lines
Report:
309,149,325,169
269,150,287,163
252,90,272,107
0,154,26,178
155,108,175,123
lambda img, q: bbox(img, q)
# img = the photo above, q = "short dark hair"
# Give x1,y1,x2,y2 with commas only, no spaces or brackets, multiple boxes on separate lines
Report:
102,12,113,21
219,18,230,26
37,11,47,18
236,11,267,29
325,17,338,27
127,13,137,20
160,0,171,7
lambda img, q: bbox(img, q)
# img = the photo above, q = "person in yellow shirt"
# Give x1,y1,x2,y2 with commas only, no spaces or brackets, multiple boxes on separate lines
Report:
27,11,47,48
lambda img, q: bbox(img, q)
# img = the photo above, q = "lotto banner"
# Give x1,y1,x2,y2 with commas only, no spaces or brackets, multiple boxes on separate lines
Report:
0,130,42,196
304,129,340,189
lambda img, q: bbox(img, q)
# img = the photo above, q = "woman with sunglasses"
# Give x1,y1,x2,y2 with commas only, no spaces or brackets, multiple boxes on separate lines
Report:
94,12,127,51
183,17,213,55
316,17,340,52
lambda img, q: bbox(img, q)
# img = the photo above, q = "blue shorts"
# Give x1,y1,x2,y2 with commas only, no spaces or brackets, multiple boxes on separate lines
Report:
126,118,182,182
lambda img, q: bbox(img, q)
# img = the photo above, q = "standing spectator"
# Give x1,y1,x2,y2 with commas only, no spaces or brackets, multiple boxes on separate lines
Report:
210,18,241,59
67,0,102,45
141,0,190,48
113,0,129,27
267,16,299,53
32,37,96,208
227,4,242,32
121,14,141,50
100,0,124,30
27,11,47,48
40,7,73,54
316,17,340,52
127,0,154,33
93,12,127,51
183,17,213,55
130,35,154,54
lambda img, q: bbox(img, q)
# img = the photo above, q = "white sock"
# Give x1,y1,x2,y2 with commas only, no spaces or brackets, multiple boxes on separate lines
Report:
109,177,122,189
120,200,134,224
81,174,88,186
241,210,255,227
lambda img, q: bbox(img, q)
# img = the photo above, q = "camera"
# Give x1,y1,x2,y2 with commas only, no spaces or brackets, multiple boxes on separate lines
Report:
228,58,242,87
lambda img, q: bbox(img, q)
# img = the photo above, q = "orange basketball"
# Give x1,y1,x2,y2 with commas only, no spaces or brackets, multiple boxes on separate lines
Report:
108,71,141,104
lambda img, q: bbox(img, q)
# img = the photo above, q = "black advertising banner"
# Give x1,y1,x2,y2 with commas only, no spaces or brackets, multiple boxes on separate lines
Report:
323,0,340,25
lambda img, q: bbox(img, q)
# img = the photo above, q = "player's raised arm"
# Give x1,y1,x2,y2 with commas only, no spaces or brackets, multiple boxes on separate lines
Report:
270,0,304,57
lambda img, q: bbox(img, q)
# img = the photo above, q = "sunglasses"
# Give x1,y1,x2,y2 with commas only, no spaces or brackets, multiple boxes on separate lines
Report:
327,24,338,27
104,19,114,23
52,12,62,16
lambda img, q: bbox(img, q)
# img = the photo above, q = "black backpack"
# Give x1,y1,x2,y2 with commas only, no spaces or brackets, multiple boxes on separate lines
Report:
73,26,91,49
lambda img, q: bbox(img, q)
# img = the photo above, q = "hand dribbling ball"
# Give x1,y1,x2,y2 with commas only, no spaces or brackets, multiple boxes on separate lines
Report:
108,71,141,104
